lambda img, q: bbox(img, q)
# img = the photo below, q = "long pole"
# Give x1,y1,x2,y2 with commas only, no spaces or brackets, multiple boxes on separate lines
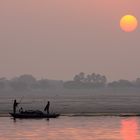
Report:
19,96,24,104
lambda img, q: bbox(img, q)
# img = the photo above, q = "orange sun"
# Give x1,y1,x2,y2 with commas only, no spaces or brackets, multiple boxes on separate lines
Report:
120,15,138,32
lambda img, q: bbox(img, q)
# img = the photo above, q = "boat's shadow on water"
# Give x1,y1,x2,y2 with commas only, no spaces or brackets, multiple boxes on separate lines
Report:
11,117,52,123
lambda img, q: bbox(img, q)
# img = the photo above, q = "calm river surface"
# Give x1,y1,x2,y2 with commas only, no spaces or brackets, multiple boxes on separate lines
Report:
0,116,140,140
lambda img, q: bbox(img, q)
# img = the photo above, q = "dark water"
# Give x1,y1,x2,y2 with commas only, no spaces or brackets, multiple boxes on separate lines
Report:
0,116,140,140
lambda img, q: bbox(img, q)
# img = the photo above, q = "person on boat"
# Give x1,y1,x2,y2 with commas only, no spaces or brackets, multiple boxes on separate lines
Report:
19,107,23,113
44,101,50,114
13,99,19,114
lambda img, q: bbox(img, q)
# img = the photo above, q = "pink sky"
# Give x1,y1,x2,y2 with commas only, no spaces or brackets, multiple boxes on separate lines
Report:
0,0,139,80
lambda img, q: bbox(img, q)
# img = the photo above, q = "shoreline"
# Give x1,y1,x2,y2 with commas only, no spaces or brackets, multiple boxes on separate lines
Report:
2,112,140,118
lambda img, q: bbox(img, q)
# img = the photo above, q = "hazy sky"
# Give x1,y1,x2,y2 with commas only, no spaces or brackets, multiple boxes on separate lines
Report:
0,0,139,81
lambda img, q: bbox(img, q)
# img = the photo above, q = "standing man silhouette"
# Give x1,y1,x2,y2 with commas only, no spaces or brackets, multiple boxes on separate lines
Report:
44,101,50,114
13,99,19,115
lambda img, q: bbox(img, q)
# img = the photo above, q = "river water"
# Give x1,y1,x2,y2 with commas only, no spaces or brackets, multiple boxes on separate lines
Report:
0,116,140,140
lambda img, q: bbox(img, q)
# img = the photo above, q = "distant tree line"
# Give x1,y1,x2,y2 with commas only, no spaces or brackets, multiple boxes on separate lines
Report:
108,78,140,88
63,72,140,89
0,73,140,92
0,74,62,92
64,72,107,88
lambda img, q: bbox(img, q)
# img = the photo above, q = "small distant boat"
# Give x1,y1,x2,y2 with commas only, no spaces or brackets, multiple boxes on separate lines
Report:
9,110,60,119
119,113,140,117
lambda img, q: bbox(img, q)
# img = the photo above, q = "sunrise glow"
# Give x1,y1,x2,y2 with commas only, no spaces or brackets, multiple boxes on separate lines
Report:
120,15,138,32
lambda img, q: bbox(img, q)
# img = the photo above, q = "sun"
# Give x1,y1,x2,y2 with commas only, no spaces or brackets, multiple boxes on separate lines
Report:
120,15,138,32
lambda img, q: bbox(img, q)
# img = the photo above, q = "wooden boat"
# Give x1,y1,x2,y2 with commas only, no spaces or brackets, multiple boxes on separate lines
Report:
9,110,60,119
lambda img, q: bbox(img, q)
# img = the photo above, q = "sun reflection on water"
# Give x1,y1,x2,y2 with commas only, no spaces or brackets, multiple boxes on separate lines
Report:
121,118,138,140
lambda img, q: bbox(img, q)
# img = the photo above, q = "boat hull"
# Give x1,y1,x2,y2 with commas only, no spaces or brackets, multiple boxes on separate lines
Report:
9,112,60,119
